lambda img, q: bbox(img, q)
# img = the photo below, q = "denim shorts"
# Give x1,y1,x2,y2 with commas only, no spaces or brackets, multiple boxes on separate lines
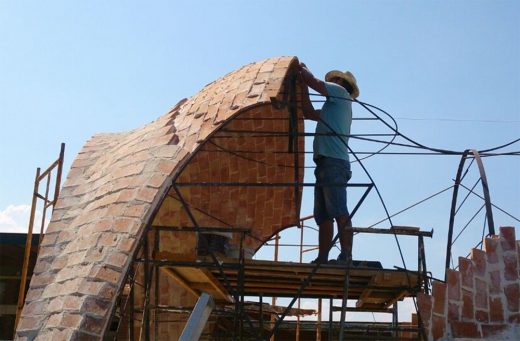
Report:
314,157,352,225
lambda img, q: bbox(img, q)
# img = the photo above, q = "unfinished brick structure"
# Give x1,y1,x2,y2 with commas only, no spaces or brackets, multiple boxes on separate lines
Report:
15,56,308,340
417,226,519,340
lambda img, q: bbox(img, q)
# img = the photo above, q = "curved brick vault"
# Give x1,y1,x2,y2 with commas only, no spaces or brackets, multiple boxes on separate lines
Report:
16,56,309,340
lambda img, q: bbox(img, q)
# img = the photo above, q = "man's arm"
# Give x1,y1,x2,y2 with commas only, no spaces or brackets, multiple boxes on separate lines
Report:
299,63,328,96
303,109,321,121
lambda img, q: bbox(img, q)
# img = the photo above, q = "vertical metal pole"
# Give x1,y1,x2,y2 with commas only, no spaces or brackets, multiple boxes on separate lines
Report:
328,298,333,341
338,262,351,340
239,232,245,341
259,294,264,338
392,301,399,339
296,220,304,341
154,229,160,341
316,298,322,341
269,233,279,341
139,233,151,341
129,272,135,341
14,167,41,335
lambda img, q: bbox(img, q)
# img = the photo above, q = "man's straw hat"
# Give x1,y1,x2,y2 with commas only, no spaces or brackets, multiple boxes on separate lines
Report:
325,70,360,99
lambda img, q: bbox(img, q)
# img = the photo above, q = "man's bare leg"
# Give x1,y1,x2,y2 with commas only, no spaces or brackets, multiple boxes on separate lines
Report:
336,214,353,261
317,219,334,262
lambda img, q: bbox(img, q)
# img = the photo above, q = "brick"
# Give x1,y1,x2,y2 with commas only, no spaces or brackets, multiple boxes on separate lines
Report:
484,236,500,264
136,187,157,203
475,278,488,309
42,283,63,299
98,232,119,247
40,232,59,247
124,204,148,220
446,269,461,301
82,296,111,317
450,320,481,338
60,278,84,295
66,250,88,266
458,257,474,289
509,313,520,323
17,315,45,332
34,328,74,341
57,230,76,244
47,297,65,312
33,258,52,274
489,296,504,322
89,265,121,284
148,173,168,188
31,272,55,288
499,226,516,251
38,243,63,260
475,309,489,322
417,292,432,325
431,315,445,340
117,188,138,202
448,302,460,321
79,315,104,336
45,313,62,328
489,270,502,295
25,288,44,302
92,218,113,233
504,253,518,281
462,289,474,320
106,252,129,270
504,283,519,312
51,255,68,271
471,248,487,277
71,330,101,341
23,300,48,316
61,312,83,328
481,324,509,338
55,264,93,282
118,236,136,254
113,217,140,234
432,281,446,315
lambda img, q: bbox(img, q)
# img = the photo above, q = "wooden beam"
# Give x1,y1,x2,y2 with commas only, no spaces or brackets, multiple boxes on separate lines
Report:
162,268,199,298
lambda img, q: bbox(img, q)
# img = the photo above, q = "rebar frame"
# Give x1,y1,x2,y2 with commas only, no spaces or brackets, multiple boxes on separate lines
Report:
104,73,436,340
14,143,65,335
445,149,495,281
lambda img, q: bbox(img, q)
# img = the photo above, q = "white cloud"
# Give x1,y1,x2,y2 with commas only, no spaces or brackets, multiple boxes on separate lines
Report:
0,204,49,233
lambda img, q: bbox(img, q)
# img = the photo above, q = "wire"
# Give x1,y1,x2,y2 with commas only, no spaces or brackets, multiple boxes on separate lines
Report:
308,92,520,156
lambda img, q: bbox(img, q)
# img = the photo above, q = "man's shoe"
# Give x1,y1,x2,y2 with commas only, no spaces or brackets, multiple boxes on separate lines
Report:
329,252,352,265
311,256,328,264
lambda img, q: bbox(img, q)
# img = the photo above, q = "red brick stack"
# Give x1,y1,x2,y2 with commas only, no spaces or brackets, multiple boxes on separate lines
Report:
417,226,519,340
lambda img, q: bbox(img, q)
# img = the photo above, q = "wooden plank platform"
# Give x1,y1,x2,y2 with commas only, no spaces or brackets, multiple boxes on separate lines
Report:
156,252,421,310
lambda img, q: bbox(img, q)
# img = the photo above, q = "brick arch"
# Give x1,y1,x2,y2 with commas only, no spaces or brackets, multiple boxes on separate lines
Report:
16,56,308,340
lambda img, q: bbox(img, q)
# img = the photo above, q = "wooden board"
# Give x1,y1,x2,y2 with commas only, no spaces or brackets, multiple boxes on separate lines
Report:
158,255,422,310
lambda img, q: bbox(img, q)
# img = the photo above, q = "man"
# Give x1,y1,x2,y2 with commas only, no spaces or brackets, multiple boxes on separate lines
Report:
298,62,360,264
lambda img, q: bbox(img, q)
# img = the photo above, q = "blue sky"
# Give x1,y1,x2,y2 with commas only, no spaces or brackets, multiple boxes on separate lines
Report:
1,0,519,321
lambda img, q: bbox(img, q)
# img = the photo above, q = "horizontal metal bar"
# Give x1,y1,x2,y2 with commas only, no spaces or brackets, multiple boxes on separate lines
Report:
152,225,251,234
352,227,433,238
173,182,372,188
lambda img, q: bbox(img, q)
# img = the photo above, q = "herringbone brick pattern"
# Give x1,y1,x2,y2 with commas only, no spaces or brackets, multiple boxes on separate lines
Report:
16,56,307,340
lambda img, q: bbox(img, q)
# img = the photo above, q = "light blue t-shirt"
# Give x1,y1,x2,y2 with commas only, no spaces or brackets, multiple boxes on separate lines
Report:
313,82,352,162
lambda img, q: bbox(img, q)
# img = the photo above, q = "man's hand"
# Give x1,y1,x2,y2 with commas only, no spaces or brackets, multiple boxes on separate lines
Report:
298,62,328,96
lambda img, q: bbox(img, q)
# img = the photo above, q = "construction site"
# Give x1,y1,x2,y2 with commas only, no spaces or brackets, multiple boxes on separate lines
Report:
1,56,519,340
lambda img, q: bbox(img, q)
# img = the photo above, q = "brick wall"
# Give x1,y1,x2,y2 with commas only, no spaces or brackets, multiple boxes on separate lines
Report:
16,56,307,340
417,226,519,340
